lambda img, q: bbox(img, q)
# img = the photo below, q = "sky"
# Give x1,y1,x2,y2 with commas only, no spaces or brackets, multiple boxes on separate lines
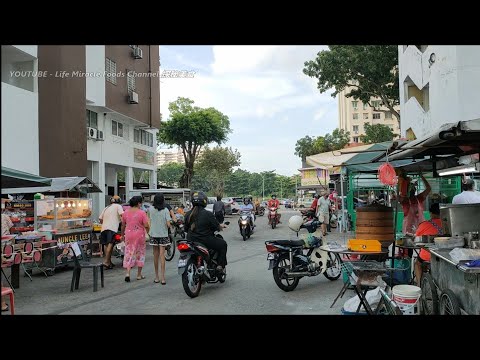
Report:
158,46,339,176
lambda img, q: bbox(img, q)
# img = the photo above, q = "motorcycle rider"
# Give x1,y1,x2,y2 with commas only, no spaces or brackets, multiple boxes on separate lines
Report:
267,194,281,224
184,191,228,272
239,197,255,230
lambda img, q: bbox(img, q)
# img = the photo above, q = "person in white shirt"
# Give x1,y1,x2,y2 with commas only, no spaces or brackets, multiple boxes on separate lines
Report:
316,192,330,236
452,179,480,204
99,195,124,269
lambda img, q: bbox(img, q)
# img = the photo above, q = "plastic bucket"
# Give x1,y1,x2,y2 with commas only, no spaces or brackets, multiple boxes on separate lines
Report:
392,285,421,315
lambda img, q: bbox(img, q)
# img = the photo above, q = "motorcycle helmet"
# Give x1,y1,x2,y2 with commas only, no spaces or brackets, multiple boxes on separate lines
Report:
191,191,207,207
288,215,304,232
243,197,249,205
271,194,277,199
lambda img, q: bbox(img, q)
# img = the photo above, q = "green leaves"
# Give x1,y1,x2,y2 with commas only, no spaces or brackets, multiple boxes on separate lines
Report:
294,129,351,160
360,122,396,144
157,163,185,187
304,45,400,123
158,97,232,188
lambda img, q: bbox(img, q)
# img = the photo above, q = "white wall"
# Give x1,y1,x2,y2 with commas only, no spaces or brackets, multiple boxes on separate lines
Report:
86,45,106,106
14,45,37,58
399,45,480,139
1,82,39,174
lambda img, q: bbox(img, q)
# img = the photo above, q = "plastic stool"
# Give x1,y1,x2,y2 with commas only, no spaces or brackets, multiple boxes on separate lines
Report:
1,287,15,315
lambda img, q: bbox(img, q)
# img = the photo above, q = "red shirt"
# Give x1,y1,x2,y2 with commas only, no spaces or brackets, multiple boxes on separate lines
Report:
268,199,279,208
415,218,442,261
310,198,318,210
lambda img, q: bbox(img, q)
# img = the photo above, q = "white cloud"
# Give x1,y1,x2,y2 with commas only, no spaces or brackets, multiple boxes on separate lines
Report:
159,45,338,175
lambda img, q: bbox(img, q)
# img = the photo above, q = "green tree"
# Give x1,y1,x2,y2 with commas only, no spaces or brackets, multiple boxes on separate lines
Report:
157,97,231,188
321,128,351,151
294,135,320,162
157,162,185,187
195,146,241,197
360,122,396,144
304,45,400,124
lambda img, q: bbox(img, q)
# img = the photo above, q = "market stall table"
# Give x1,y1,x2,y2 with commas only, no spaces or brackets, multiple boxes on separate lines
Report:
320,244,389,313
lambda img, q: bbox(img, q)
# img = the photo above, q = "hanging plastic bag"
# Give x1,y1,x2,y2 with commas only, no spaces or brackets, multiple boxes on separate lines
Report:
378,163,398,186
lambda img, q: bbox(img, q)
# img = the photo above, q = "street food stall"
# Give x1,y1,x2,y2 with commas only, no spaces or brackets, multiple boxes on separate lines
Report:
370,119,480,314
2,177,102,274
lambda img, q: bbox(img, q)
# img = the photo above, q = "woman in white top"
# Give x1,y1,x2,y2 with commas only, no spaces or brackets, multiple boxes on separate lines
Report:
148,193,172,284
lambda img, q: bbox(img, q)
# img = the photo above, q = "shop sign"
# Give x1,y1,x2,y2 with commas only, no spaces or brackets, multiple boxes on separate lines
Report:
134,148,155,165
55,231,91,248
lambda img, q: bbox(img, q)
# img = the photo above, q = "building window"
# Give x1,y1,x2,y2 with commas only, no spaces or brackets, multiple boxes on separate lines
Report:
363,103,368,110
371,100,381,108
363,113,369,120
385,111,392,119
86,110,98,129
353,113,359,120
134,129,155,147
351,101,358,110
353,125,359,133
106,58,117,85
127,70,136,92
112,120,126,138
353,136,359,143
373,113,381,120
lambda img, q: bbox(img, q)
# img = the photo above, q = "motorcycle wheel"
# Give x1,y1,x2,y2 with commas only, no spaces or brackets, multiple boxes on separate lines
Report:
164,236,176,262
182,258,202,298
241,228,247,241
323,253,341,281
273,255,299,292
271,220,276,229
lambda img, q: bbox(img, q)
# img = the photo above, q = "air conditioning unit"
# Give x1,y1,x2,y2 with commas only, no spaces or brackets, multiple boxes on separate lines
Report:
133,47,143,59
129,91,139,104
97,130,104,141
87,127,97,139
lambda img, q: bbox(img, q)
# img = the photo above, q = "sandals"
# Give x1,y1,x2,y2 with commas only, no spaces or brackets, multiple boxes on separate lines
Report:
103,263,114,270
136,275,146,280
1,304,9,312
161,280,166,285
124,276,130,282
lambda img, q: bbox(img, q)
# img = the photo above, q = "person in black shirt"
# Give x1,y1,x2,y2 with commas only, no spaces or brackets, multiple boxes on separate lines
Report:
185,191,228,271
213,195,225,224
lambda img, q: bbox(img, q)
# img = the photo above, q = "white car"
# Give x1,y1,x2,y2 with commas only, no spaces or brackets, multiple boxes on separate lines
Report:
206,197,216,212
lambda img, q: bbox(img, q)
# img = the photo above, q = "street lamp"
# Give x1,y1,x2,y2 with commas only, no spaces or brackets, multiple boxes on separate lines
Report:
260,170,275,201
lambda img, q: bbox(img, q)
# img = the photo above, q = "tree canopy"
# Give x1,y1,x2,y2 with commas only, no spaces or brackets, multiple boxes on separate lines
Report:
294,128,351,161
303,45,400,124
157,162,185,187
157,97,231,188
360,122,396,144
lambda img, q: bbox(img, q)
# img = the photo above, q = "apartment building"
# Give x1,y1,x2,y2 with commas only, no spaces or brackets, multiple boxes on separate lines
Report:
399,45,480,139
1,45,160,219
338,86,401,144
156,146,205,167
1,45,40,175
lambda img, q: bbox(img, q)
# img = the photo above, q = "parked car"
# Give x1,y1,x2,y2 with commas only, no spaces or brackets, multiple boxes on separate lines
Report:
284,199,293,208
231,197,244,214
205,197,216,213
221,197,233,215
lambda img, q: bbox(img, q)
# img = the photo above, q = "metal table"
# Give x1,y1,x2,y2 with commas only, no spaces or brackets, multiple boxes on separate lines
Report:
320,245,389,314
428,248,480,315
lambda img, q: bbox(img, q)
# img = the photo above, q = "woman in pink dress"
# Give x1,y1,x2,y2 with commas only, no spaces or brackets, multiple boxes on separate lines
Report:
121,196,150,282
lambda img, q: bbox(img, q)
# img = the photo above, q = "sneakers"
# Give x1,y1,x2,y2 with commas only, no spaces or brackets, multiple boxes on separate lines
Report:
216,265,226,274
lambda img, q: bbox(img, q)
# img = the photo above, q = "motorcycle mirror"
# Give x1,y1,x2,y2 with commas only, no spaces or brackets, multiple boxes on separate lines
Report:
224,221,230,225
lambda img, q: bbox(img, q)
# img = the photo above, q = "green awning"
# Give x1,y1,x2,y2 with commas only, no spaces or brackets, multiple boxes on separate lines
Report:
1,167,52,188
344,142,411,173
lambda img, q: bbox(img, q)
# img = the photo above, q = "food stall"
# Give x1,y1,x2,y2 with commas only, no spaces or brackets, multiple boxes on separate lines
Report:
2,177,102,273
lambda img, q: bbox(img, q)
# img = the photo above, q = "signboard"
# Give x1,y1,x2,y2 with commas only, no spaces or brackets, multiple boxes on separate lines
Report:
134,148,155,165
300,168,329,186
55,231,91,248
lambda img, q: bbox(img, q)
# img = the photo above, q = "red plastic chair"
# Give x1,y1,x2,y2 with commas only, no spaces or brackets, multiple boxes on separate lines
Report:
1,287,15,315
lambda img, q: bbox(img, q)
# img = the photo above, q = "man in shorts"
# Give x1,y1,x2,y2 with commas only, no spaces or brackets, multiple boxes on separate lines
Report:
316,191,330,236
99,195,124,269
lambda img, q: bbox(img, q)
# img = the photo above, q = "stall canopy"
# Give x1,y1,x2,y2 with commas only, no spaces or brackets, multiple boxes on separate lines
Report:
1,166,52,189
2,176,102,195
306,143,374,169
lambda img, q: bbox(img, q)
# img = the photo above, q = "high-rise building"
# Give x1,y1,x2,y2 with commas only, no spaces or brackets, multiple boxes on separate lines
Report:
398,45,480,139
338,86,401,144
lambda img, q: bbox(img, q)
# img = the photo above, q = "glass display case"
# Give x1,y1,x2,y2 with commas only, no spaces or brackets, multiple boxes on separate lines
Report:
34,198,93,234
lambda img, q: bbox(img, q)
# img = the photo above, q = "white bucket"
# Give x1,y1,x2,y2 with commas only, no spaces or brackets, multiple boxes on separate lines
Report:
392,285,422,315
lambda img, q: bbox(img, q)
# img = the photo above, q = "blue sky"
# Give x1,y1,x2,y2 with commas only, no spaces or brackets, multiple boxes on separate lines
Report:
159,46,339,176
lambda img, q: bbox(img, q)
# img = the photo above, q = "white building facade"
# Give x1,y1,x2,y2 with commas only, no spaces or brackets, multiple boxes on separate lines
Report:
399,45,480,139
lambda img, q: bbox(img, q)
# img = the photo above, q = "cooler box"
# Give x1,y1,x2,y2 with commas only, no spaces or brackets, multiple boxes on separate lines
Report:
347,239,382,252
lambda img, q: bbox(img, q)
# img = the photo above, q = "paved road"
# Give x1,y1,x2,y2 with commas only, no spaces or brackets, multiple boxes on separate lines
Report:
10,208,354,314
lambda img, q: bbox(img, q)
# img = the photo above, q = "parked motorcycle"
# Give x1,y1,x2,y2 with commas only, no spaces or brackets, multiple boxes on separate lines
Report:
164,225,177,261
264,217,341,292
177,222,230,298
238,210,253,241
268,207,280,229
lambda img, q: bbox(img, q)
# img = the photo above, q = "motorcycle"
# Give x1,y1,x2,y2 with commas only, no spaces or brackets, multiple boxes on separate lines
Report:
177,222,230,298
238,210,253,241
268,207,280,229
255,206,265,216
264,219,341,292
300,208,317,222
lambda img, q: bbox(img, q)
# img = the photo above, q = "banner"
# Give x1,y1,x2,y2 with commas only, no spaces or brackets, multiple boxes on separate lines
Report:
134,148,155,165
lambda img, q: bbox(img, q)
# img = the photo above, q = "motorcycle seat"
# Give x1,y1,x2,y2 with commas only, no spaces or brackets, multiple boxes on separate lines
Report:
272,239,305,247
